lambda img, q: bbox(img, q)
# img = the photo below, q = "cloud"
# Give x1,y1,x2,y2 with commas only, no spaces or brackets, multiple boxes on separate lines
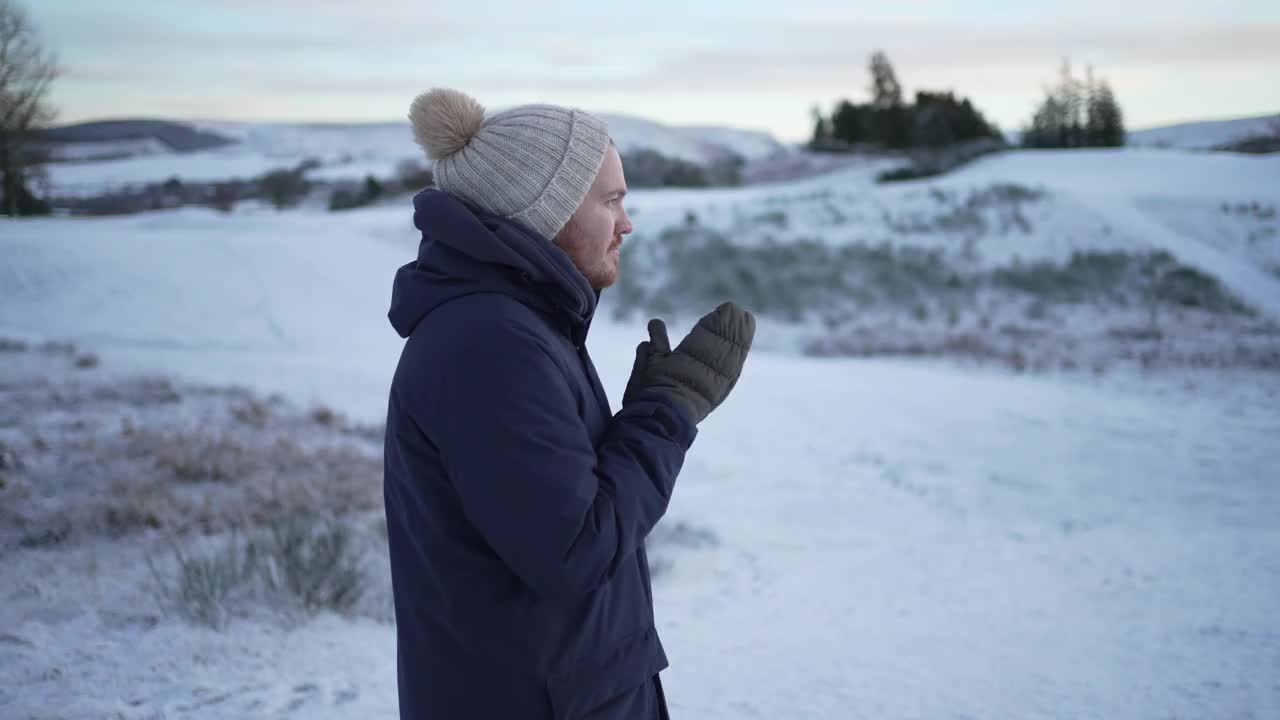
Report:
35,0,1280,138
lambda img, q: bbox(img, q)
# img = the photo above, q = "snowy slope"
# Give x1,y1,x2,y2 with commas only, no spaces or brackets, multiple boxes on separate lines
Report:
3,149,1280,719
600,114,784,163
1128,113,1280,150
938,148,1279,197
933,149,1280,316
614,149,1280,319
677,125,788,160
196,121,411,161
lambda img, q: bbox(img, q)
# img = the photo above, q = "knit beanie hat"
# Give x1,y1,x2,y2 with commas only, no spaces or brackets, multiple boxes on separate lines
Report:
408,88,611,241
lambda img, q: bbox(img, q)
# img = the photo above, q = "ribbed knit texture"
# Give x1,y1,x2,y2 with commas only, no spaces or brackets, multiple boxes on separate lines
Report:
418,96,611,241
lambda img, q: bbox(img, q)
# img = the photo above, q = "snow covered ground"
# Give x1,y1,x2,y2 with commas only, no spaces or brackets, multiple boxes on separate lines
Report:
3,148,1280,718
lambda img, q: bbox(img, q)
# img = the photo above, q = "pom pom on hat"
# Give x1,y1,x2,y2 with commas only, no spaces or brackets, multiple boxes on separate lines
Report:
409,88,486,161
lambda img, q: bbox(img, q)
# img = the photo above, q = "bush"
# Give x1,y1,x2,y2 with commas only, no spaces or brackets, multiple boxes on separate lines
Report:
987,251,1254,315
150,515,367,629
875,138,1006,184
1212,135,1280,155
992,251,1136,303
260,167,311,209
612,218,1255,329
877,165,941,183
1154,266,1250,313
150,533,259,629
262,515,365,613
396,158,435,191
619,148,715,188
611,218,976,322
1,173,52,216
0,337,29,352
146,430,259,483
329,175,385,212
210,182,243,213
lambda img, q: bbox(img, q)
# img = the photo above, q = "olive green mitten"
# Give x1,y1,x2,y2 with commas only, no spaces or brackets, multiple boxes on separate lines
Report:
622,301,756,425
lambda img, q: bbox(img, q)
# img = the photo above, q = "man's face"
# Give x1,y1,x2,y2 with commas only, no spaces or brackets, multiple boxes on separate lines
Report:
553,145,632,290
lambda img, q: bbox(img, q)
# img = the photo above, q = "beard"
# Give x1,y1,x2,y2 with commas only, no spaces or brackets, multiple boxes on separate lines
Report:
553,216,619,290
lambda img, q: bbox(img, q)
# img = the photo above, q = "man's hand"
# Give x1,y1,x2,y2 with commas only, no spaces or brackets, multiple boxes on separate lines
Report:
623,302,756,425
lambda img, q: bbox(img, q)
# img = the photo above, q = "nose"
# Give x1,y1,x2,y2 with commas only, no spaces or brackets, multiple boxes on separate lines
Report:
618,208,634,236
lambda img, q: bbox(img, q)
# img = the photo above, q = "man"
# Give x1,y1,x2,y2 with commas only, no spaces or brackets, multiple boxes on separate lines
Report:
384,88,756,720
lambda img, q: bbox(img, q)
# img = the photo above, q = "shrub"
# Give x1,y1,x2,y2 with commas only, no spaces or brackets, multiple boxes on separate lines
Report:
612,217,977,322
262,515,365,613
329,175,385,212
150,515,367,629
1153,266,1250,314
150,533,258,629
992,251,1135,303
260,168,311,209
396,159,434,192
619,148,712,188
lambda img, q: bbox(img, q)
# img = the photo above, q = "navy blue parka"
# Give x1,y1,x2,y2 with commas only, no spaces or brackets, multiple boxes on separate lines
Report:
383,188,696,719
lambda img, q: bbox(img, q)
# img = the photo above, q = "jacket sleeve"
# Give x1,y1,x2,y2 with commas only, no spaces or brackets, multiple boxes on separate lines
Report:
412,307,697,603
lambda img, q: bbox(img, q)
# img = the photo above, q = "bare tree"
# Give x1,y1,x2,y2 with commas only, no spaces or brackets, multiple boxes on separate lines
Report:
1,0,59,216
868,51,903,109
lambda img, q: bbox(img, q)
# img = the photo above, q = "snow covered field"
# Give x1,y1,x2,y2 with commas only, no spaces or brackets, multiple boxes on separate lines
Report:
3,148,1280,718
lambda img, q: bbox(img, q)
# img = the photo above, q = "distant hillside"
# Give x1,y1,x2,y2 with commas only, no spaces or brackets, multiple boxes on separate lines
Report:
36,120,235,156
1128,113,1280,151
38,116,792,196
598,114,785,164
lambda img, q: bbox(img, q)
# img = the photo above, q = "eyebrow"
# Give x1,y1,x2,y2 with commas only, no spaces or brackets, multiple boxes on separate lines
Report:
604,187,628,199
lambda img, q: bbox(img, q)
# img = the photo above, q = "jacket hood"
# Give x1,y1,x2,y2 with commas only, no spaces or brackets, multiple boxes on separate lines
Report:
388,188,599,339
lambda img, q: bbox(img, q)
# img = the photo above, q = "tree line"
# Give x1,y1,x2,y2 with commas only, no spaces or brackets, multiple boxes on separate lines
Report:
810,51,1003,150
1021,61,1125,148
810,51,1127,152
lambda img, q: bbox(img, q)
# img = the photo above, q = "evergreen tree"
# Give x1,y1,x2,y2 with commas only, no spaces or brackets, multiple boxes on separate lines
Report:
1059,60,1084,148
1024,60,1125,149
1094,80,1125,147
911,103,954,148
1084,66,1103,147
830,100,868,144
812,50,1001,151
876,105,913,149
1024,92,1066,148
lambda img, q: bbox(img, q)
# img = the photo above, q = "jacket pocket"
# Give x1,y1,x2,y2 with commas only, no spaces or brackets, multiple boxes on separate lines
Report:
546,626,669,720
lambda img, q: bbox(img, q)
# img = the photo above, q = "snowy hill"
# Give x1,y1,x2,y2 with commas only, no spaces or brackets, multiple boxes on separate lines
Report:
35,119,233,154
614,149,1280,328
40,115,788,197
3,147,1280,719
1128,113,1280,150
598,113,785,164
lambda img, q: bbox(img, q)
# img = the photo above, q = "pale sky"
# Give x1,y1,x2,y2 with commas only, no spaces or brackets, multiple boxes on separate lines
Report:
28,0,1280,142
